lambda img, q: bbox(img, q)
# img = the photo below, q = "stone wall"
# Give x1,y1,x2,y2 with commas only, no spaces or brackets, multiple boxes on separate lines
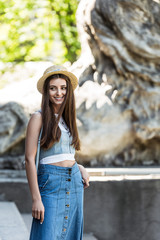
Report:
84,178,160,240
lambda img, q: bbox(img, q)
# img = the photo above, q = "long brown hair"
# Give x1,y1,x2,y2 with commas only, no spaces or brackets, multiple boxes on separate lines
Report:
40,74,81,151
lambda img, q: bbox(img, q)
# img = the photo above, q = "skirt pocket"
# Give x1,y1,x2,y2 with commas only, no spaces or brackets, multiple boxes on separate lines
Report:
74,170,84,189
38,172,62,195
38,173,50,191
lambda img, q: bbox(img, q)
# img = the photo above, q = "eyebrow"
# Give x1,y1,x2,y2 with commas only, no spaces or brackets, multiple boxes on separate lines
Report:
49,84,67,87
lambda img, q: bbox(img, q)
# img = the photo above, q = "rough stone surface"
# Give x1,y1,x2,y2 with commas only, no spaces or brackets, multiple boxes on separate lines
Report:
0,102,28,169
0,155,25,170
73,0,160,166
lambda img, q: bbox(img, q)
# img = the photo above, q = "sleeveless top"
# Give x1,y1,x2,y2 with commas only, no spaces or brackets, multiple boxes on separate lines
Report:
39,114,75,164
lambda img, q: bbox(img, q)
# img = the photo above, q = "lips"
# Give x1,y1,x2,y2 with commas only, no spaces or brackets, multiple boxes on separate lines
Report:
54,97,64,101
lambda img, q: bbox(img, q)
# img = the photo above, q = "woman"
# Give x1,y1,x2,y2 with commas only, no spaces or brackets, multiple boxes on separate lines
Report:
25,65,90,240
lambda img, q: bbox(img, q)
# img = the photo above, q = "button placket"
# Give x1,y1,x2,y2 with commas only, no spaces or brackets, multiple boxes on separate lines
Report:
66,178,71,181
61,170,72,237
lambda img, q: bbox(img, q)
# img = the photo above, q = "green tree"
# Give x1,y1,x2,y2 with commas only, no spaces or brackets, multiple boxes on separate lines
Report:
0,0,80,63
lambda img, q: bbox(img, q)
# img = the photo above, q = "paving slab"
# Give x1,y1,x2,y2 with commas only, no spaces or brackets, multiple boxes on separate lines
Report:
83,233,98,240
0,202,29,240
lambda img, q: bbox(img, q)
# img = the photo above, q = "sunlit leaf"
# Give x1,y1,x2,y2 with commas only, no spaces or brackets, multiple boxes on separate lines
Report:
0,0,80,63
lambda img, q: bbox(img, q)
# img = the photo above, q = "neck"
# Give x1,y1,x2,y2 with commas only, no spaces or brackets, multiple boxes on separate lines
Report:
53,105,61,114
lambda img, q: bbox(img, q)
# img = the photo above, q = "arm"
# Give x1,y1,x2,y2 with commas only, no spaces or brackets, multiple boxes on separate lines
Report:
78,164,90,189
25,112,44,224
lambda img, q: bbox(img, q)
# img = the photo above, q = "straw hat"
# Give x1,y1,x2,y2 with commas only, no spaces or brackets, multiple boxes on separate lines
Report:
37,65,78,93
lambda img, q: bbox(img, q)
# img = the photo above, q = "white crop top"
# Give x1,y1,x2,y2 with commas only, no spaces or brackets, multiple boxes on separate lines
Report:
40,114,75,164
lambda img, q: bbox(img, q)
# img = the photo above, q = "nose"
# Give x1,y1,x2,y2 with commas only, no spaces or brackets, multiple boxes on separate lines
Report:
56,88,62,95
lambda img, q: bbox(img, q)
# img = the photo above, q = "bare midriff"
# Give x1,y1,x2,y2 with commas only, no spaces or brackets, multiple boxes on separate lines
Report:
49,160,76,167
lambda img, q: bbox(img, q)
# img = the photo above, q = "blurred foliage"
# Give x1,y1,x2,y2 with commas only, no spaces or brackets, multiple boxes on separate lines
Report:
0,0,81,63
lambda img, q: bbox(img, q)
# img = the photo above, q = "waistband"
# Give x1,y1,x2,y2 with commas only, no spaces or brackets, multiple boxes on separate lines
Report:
38,161,79,176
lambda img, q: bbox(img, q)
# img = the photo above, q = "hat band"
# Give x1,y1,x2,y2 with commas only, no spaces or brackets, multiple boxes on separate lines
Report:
44,69,64,75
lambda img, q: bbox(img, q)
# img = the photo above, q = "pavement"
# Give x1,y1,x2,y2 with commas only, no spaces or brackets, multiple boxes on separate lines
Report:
0,202,29,240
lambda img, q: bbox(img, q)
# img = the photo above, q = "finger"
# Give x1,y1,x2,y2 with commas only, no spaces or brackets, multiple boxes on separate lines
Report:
35,210,40,219
37,210,41,220
84,178,90,184
40,210,44,224
32,210,36,218
34,210,38,219
84,181,90,189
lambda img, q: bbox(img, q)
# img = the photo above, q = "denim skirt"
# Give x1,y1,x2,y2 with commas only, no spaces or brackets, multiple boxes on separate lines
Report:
29,162,84,240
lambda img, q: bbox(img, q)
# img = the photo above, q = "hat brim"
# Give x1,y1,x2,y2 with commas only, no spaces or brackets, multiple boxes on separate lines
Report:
37,70,78,94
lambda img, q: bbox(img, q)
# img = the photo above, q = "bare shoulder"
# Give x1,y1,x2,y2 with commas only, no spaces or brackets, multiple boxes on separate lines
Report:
31,111,42,121
27,111,42,133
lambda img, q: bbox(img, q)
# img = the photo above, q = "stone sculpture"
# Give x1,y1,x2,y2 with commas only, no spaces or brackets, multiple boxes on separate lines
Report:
0,102,28,169
73,0,160,166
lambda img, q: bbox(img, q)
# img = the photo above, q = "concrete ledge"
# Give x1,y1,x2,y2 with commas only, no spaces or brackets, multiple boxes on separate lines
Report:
87,167,160,175
0,202,29,240
83,179,160,240
0,181,31,213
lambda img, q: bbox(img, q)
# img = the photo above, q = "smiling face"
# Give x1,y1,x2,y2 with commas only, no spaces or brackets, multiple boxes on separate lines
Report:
49,78,67,112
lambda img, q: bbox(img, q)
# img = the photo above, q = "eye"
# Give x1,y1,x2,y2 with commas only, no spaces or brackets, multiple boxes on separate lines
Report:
50,86,56,90
62,87,67,90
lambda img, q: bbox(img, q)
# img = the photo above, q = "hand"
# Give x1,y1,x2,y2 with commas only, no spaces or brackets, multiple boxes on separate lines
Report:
78,164,90,189
32,199,45,224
